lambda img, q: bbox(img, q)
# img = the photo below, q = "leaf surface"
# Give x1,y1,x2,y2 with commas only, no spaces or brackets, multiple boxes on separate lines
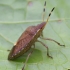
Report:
0,0,70,70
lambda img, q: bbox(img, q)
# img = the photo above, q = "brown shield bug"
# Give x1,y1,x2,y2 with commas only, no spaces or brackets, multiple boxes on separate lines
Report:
8,1,65,70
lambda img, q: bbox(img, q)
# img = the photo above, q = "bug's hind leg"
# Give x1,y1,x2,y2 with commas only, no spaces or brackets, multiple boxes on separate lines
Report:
40,37,65,47
22,44,35,70
37,40,52,59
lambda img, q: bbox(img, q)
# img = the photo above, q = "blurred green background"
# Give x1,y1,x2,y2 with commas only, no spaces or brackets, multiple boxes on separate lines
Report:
0,0,70,70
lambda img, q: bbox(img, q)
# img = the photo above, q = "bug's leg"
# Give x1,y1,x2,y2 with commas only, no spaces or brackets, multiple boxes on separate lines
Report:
22,44,35,70
37,40,52,58
40,37,65,47
41,32,43,37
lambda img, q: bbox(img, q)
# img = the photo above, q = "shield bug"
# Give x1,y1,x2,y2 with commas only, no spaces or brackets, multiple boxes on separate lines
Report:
8,1,65,70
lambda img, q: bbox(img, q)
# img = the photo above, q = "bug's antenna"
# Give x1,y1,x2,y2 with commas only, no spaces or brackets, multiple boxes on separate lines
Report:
45,7,55,25
42,1,46,21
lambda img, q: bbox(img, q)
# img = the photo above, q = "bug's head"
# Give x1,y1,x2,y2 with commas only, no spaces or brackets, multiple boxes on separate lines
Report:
36,22,46,30
36,1,55,31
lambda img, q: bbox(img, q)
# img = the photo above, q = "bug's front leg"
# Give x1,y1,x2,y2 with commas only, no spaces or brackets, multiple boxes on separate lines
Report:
40,37,65,47
22,44,35,70
37,40,53,59
40,32,43,37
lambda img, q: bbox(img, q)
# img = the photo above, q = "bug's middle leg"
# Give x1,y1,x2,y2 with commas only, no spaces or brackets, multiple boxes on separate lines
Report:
22,44,35,70
37,40,52,58
40,36,65,47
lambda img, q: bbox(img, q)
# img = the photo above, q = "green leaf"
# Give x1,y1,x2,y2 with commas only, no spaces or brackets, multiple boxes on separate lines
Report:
0,0,70,70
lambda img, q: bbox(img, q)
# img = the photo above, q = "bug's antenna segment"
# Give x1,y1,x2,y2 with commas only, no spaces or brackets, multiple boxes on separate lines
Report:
45,7,55,25
42,1,46,21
